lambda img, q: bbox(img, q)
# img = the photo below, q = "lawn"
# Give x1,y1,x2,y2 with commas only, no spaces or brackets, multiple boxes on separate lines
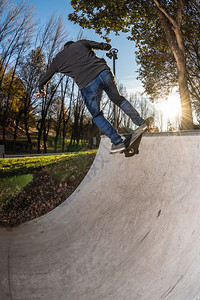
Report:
0,174,33,204
0,150,97,225
0,154,69,176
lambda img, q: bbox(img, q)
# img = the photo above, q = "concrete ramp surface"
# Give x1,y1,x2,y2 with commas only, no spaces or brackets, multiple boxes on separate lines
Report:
1,133,200,300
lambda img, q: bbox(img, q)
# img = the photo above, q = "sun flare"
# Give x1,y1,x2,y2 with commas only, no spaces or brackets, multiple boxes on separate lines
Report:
160,92,182,120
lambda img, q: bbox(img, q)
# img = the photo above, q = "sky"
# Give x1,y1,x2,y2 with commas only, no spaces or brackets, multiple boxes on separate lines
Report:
26,0,144,95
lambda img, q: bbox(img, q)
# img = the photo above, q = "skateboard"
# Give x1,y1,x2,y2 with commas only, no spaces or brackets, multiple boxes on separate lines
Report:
123,127,147,157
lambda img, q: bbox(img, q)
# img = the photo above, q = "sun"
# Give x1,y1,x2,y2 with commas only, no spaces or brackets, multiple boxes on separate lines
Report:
155,92,182,131
159,92,182,120
165,93,182,119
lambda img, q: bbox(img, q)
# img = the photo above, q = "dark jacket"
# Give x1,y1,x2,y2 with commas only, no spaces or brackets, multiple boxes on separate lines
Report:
39,39,111,91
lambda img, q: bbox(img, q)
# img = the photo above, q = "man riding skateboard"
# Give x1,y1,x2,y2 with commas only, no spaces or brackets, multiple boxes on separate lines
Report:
36,39,151,153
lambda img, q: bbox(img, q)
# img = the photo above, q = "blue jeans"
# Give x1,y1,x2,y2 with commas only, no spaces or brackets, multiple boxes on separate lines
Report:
81,69,144,145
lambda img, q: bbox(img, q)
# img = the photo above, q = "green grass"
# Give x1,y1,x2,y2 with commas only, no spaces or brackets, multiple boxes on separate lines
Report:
48,151,97,183
0,150,97,211
0,155,70,176
0,174,33,206
0,151,97,177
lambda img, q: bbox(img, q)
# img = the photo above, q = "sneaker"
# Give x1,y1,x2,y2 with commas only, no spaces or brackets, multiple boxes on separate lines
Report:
110,141,126,154
123,134,132,148
133,123,147,136
144,116,154,127
138,123,148,132
135,116,154,134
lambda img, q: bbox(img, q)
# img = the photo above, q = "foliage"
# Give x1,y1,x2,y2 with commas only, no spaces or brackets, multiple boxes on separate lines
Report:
135,1,200,101
0,69,26,127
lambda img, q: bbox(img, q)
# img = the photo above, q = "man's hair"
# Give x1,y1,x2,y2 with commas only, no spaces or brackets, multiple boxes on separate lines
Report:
64,41,74,48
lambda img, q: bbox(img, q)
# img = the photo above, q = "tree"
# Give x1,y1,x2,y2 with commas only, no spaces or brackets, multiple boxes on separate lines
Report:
53,76,72,152
35,15,67,153
61,79,73,151
184,3,200,116
10,77,26,151
0,0,34,142
0,0,34,86
69,0,197,130
69,91,87,147
0,69,25,141
19,47,45,145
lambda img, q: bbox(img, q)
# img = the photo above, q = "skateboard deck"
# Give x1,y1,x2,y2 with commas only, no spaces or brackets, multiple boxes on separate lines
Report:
123,127,147,157
123,133,143,157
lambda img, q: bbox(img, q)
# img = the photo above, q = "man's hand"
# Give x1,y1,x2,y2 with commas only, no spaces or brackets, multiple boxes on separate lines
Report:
102,43,112,51
35,91,46,98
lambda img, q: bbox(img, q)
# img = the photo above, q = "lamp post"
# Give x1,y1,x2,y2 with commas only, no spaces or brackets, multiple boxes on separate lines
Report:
106,48,118,129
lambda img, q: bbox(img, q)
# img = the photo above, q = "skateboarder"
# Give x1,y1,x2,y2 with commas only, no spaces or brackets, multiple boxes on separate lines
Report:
36,39,148,153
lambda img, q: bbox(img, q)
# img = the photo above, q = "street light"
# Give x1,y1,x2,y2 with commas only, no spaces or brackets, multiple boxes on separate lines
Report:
106,48,118,129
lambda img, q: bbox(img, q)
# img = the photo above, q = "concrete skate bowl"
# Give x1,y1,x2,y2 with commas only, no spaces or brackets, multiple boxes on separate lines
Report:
1,132,200,300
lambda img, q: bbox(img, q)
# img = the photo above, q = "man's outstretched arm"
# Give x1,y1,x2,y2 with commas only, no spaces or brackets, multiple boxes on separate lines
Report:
84,39,112,51
36,58,58,97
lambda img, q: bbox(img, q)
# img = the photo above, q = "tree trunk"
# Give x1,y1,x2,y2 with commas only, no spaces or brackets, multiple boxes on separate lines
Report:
37,109,46,153
54,102,63,153
54,129,60,153
43,124,47,153
24,118,32,145
37,128,42,153
62,122,66,152
177,59,193,130
154,1,194,130
62,130,65,152
37,120,43,153
2,124,6,143
13,117,20,152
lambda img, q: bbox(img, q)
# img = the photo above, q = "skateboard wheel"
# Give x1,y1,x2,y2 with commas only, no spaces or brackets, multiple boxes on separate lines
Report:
129,149,134,154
